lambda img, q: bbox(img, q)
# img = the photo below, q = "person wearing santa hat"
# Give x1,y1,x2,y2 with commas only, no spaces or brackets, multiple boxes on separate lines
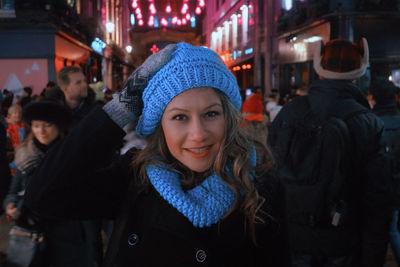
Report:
269,38,393,267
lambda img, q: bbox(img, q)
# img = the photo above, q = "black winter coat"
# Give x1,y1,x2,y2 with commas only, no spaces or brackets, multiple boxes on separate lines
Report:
25,108,291,267
269,79,393,266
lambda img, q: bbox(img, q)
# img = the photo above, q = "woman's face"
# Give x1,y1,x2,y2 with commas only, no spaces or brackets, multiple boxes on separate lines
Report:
161,87,225,173
31,120,60,146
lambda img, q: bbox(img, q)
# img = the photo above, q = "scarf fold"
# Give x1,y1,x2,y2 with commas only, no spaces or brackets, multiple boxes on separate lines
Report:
146,149,257,228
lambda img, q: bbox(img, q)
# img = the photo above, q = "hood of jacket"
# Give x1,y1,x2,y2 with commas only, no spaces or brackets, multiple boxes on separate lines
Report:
308,79,370,116
14,139,45,172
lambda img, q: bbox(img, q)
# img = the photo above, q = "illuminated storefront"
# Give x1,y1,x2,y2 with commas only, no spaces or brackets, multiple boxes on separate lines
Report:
207,1,256,94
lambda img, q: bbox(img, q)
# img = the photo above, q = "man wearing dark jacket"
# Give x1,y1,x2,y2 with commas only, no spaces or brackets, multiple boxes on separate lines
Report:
269,38,393,266
369,76,400,265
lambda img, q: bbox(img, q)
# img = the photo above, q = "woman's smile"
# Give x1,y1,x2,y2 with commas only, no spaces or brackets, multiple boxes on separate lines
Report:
184,145,213,158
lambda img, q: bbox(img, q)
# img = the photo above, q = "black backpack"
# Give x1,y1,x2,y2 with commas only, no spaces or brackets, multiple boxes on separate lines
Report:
269,96,369,227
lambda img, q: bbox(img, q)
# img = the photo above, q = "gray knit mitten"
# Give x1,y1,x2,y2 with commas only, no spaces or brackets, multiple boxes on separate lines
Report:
103,44,177,128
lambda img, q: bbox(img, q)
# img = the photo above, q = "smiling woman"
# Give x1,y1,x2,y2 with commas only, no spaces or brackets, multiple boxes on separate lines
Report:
24,42,290,267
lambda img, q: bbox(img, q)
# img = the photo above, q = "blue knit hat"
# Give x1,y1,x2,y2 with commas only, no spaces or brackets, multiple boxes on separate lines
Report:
136,42,242,136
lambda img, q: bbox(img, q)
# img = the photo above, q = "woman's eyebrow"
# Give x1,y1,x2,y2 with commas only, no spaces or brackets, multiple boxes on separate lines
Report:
165,103,222,114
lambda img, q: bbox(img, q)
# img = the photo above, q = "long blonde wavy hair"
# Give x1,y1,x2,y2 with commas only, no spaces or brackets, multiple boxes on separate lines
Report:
133,88,275,244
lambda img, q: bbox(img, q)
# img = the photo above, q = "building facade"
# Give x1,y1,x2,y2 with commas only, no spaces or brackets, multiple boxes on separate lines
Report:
0,0,134,98
275,0,400,97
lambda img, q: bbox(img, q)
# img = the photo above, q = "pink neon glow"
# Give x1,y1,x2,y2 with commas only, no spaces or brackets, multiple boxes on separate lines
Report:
182,18,187,24
135,8,141,14
131,0,138,8
185,13,190,20
166,4,172,13
172,16,178,24
199,0,205,7
138,19,144,26
195,7,201,15
137,13,142,19
177,19,182,25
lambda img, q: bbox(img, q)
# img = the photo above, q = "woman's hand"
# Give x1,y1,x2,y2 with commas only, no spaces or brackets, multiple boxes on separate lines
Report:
103,43,177,128
6,203,20,219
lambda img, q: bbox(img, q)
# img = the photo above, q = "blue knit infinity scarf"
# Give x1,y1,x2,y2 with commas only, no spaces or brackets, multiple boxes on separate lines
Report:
146,150,256,228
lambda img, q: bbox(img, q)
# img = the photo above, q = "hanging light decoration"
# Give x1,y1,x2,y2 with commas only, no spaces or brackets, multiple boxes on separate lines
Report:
195,6,201,15
148,15,155,26
181,3,189,14
161,17,168,26
130,0,205,28
198,0,205,8
165,3,172,13
149,3,156,14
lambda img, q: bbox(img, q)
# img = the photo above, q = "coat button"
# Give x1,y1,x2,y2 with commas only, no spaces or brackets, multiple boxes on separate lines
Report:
195,249,207,263
127,233,139,246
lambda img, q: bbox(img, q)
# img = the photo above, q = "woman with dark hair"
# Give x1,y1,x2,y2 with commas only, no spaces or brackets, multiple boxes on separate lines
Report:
25,43,289,266
4,100,72,267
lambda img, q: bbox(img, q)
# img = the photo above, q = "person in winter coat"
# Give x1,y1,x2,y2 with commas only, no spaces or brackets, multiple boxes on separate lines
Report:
269,38,393,267
24,42,290,267
3,100,72,267
369,76,400,264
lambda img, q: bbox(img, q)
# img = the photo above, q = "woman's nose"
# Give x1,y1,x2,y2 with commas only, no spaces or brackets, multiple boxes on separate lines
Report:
38,127,46,134
189,117,207,142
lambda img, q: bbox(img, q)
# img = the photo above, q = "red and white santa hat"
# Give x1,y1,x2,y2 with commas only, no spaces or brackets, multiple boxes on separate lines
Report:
313,38,369,80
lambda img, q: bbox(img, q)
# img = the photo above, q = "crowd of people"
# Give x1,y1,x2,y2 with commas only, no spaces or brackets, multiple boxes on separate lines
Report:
0,38,399,267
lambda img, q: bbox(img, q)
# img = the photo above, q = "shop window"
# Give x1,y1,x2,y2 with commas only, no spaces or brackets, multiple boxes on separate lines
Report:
0,0,13,9
0,0,15,18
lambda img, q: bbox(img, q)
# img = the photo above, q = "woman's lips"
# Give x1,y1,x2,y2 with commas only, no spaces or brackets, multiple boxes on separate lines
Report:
185,146,212,158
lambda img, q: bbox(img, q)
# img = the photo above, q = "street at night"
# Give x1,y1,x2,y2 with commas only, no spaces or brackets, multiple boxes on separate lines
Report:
1,0,400,266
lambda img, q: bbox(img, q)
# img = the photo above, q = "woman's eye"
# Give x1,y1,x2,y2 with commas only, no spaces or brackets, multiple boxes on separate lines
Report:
205,111,220,119
173,114,187,121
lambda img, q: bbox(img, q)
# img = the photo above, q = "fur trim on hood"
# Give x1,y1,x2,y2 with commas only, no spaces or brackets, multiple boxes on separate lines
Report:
14,139,45,172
